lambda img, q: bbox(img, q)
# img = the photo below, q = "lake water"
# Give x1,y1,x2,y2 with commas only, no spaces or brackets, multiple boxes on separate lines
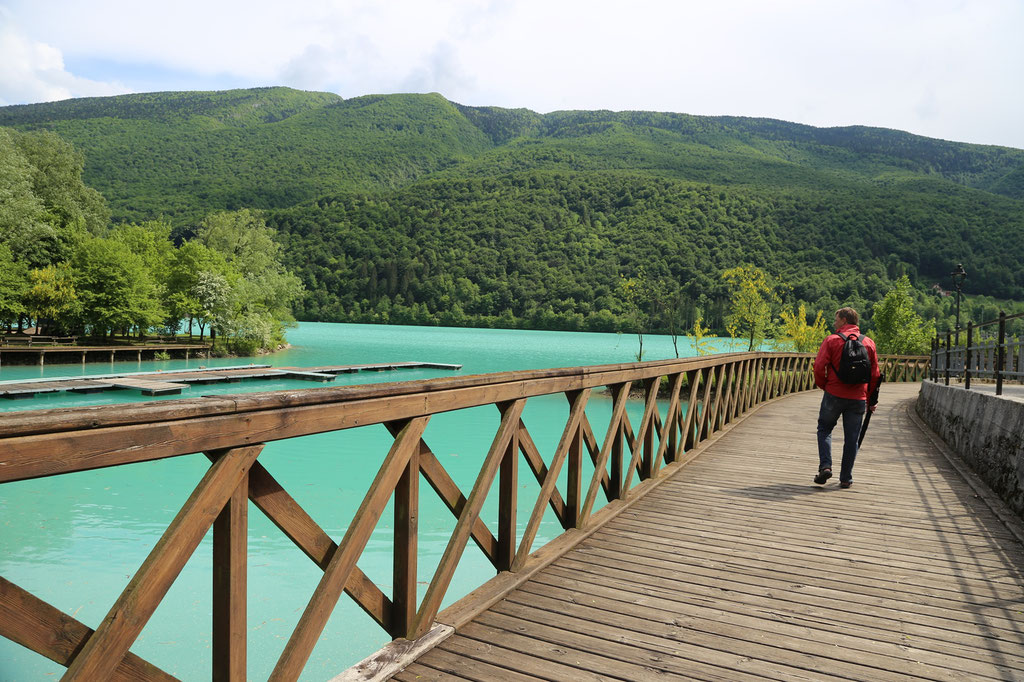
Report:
0,323,739,680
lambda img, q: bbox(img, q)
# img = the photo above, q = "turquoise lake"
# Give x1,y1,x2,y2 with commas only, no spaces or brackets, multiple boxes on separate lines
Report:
0,323,741,680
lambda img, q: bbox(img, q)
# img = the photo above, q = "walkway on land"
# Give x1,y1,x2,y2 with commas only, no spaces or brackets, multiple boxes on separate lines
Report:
395,383,1024,681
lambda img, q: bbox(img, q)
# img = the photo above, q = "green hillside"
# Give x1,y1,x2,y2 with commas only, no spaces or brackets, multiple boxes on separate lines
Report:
2,87,1022,331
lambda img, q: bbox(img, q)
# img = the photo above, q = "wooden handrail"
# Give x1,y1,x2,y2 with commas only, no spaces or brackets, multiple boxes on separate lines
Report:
0,352,929,680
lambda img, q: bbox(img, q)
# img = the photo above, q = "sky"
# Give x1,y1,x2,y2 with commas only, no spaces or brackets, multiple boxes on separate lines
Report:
1,0,1022,149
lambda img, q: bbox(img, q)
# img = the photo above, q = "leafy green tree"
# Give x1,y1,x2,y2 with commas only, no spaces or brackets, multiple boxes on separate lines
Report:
722,265,781,351
0,128,63,268
165,240,230,337
872,275,936,354
24,263,80,335
197,209,302,349
778,304,830,353
71,237,162,339
192,271,235,347
0,244,29,330
11,129,109,235
691,316,714,356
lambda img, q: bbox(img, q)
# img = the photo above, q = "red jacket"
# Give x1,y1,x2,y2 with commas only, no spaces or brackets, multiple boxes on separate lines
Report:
813,324,881,401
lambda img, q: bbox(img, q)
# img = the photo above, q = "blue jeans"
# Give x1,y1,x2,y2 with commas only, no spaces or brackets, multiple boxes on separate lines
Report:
817,391,866,483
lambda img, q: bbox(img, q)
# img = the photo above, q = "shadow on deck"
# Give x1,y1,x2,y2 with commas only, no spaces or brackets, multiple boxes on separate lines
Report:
390,384,1024,681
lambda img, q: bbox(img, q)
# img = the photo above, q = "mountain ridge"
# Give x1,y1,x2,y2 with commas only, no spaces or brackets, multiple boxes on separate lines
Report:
1,87,1022,326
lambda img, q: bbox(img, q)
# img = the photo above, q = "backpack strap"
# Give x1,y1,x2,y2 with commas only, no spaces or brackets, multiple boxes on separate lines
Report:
831,332,848,375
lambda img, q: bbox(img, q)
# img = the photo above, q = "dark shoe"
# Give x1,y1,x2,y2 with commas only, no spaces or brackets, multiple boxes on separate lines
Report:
813,468,832,485
840,480,853,489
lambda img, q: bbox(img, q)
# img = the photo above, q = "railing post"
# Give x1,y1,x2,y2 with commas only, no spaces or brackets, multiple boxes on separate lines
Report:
393,441,420,638
566,391,583,527
213,472,249,682
641,377,657,480
964,322,973,390
996,312,1006,396
944,331,951,386
610,387,623,500
497,407,519,571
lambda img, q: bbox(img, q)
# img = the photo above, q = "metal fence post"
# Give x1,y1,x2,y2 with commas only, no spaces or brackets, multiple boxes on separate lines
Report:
945,331,951,386
964,321,973,390
930,336,936,381
996,312,1006,395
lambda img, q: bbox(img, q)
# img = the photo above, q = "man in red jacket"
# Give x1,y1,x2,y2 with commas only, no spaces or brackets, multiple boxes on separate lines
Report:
812,307,881,488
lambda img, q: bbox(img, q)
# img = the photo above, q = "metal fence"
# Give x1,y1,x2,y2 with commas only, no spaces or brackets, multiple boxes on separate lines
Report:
930,311,1024,395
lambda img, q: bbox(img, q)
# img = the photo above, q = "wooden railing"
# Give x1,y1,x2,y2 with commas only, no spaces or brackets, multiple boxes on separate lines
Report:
0,352,927,680
1,335,78,346
877,354,931,383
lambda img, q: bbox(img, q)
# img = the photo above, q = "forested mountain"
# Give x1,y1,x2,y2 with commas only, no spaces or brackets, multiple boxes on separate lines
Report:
2,87,1022,332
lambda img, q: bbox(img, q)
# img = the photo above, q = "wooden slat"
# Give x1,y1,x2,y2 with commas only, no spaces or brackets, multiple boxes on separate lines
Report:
413,400,526,637
0,577,177,681
642,378,659,480
720,360,738,426
245,461,392,630
652,372,684,472
515,423,568,525
392,444,419,638
418,446,500,568
564,392,584,528
681,369,702,452
497,404,519,572
212,473,248,682
577,415,613,501
579,383,629,525
706,363,727,437
619,377,660,494
271,417,429,680
64,445,264,681
514,389,591,569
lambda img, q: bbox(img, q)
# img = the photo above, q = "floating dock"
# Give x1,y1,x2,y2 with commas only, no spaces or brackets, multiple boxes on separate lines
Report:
0,362,462,399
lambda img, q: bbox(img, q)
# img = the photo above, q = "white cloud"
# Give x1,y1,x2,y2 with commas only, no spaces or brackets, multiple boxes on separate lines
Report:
0,14,130,105
0,0,1021,148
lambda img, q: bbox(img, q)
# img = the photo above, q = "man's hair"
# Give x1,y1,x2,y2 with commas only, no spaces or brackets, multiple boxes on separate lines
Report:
836,307,859,325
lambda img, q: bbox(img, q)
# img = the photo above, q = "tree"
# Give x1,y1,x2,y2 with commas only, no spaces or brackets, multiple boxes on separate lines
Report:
192,270,234,346
872,275,936,354
778,304,830,353
0,244,29,330
165,240,230,337
691,316,715,356
618,267,663,361
663,287,691,358
11,129,109,235
0,128,65,269
722,265,781,351
71,237,162,339
197,209,302,349
24,263,80,335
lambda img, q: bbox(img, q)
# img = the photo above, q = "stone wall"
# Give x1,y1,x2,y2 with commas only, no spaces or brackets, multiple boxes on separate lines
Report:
916,382,1024,519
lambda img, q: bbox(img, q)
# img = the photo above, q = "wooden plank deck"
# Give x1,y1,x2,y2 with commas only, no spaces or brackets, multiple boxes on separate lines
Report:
394,384,1024,681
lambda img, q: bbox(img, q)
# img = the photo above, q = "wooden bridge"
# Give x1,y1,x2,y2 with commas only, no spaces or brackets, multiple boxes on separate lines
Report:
2,352,1021,681
384,383,1024,681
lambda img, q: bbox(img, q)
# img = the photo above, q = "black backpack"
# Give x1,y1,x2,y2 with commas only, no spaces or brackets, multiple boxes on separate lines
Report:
833,332,871,384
